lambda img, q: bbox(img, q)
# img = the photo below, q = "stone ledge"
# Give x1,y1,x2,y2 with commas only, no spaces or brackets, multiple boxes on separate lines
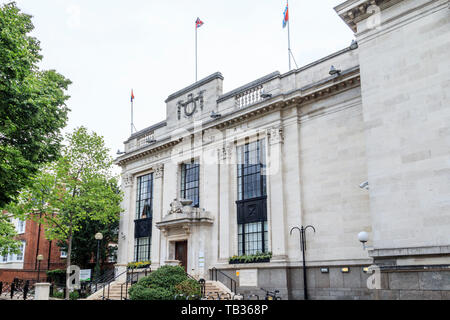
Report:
369,245,450,258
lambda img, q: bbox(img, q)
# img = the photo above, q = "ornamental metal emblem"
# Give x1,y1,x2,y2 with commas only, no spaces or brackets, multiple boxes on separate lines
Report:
177,91,205,119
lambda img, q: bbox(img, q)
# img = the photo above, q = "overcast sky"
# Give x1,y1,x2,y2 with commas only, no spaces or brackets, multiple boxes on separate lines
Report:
4,0,354,170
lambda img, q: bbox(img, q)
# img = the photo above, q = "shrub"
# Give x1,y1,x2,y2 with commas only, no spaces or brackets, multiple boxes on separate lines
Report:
70,291,80,300
129,265,190,300
137,265,186,290
128,284,173,300
46,269,66,285
175,279,201,299
50,290,79,300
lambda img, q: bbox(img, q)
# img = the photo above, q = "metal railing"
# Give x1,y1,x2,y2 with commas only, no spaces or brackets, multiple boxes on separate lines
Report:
119,267,150,300
210,267,237,294
0,278,36,300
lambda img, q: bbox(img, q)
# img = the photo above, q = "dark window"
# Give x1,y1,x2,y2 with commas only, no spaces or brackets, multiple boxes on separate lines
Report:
236,139,268,255
180,161,200,207
135,173,153,220
134,173,153,262
237,139,266,201
134,237,150,262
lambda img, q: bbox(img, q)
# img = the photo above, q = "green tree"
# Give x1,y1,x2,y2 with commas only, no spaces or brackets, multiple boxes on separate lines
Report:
0,2,71,207
0,213,20,256
61,210,119,272
0,2,71,254
7,127,123,299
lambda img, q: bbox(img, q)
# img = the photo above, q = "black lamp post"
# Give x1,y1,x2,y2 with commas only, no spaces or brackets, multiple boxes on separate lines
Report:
95,232,103,280
37,254,44,282
290,225,316,300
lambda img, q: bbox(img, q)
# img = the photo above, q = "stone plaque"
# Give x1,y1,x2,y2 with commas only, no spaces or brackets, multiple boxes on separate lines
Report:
239,269,258,287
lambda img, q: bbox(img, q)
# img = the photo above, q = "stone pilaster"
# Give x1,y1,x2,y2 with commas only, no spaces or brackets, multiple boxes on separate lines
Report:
151,164,164,269
266,126,288,260
117,173,134,271
218,143,233,260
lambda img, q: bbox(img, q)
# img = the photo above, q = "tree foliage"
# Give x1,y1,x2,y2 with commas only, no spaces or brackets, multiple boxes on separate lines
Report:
0,2,71,207
60,211,119,270
6,127,123,299
0,213,20,256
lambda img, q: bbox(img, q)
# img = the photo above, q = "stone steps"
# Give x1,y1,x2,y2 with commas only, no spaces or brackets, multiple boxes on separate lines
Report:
87,279,235,300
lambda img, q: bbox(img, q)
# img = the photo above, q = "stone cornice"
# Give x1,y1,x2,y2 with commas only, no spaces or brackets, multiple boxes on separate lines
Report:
115,138,181,167
165,72,224,103
335,0,404,32
115,67,360,167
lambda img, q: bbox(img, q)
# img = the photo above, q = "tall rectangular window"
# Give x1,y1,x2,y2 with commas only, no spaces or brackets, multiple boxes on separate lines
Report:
134,173,153,262
17,219,25,234
16,241,25,262
236,139,268,256
237,139,266,201
180,161,200,207
135,173,153,220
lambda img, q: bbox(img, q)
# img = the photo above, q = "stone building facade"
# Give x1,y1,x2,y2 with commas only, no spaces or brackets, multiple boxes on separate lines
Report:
115,0,450,299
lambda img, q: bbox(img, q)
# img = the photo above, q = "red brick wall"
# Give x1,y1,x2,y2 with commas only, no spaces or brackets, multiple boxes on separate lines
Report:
0,214,67,283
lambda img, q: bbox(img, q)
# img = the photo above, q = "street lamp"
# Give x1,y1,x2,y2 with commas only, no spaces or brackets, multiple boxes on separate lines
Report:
95,232,103,280
290,225,316,300
37,254,44,282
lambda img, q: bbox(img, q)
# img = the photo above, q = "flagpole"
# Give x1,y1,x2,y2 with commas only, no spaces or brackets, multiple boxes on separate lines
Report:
131,97,134,136
195,23,198,82
287,0,291,71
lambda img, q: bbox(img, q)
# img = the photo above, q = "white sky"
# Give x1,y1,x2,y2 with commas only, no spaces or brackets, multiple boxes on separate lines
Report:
4,0,354,170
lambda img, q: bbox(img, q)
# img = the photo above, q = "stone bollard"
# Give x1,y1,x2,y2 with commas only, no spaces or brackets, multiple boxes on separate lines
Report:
34,283,51,300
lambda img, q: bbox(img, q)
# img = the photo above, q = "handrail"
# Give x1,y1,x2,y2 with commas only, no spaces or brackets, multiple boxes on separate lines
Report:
100,268,129,300
120,268,145,300
210,267,237,294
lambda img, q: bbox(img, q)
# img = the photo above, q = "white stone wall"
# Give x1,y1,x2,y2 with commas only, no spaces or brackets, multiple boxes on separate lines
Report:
356,0,450,250
297,88,371,263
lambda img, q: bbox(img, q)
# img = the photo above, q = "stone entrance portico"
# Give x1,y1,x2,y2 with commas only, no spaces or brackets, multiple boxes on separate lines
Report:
156,199,213,278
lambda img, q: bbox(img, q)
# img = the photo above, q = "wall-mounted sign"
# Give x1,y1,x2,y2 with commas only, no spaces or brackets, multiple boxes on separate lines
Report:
80,269,92,282
239,269,258,287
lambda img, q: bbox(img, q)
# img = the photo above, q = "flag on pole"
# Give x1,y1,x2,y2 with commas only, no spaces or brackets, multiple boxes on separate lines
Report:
282,3,289,28
131,89,135,102
196,17,204,29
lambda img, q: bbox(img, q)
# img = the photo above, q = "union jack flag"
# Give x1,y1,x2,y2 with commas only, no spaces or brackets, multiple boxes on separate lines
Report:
196,17,204,29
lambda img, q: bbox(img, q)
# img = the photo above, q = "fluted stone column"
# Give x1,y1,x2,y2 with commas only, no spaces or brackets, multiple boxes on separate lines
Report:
266,126,287,260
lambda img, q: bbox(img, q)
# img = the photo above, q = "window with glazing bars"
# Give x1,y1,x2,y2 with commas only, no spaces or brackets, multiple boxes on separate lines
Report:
180,161,200,207
237,139,266,201
236,139,268,255
135,173,153,220
134,237,151,262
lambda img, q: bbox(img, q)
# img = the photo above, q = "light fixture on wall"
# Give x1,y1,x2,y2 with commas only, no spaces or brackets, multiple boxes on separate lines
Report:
329,65,341,76
350,40,359,50
359,181,369,190
341,267,350,273
320,267,329,273
363,267,369,273
358,231,370,250
260,88,273,99
210,111,222,119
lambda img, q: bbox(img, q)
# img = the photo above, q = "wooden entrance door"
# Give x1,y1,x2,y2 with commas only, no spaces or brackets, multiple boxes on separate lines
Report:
175,241,188,272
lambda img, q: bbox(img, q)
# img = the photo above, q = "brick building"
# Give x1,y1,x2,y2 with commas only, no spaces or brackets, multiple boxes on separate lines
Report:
0,215,66,283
